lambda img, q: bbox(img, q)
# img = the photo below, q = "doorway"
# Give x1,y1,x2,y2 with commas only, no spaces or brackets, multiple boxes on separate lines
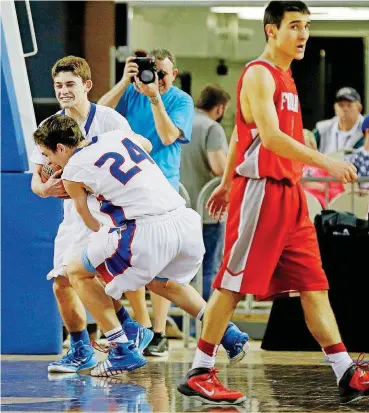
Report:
292,36,365,130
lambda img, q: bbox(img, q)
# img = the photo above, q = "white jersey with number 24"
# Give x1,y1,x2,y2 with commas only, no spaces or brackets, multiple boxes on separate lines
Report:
62,129,185,225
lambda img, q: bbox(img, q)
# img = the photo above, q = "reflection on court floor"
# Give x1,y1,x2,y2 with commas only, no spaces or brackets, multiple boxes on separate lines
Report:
1,344,368,413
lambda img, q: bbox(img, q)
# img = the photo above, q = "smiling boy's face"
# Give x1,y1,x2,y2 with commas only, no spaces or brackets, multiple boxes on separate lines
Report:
53,71,91,109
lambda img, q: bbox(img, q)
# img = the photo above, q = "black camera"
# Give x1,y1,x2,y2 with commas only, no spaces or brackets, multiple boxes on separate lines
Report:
132,57,165,85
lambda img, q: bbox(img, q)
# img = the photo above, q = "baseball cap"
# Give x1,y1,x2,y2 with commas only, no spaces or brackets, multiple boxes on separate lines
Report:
335,87,361,103
362,114,369,133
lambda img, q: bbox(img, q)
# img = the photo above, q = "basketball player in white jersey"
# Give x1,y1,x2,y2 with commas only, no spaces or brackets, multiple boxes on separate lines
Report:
31,56,153,373
33,115,250,376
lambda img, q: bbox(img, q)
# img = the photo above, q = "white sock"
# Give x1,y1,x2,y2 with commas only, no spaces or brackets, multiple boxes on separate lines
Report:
325,352,353,382
192,347,216,370
196,306,206,321
105,326,129,344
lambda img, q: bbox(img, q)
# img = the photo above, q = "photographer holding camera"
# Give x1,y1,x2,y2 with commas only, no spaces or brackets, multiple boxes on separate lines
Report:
98,48,194,357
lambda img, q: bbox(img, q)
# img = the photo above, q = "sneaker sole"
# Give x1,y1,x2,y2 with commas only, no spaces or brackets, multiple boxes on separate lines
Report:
48,365,77,373
47,363,97,374
193,395,247,405
340,390,369,404
228,341,250,366
47,361,98,374
144,350,169,357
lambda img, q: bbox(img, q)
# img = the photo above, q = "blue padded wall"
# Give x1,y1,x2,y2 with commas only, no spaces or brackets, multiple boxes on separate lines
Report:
1,173,63,354
1,24,29,172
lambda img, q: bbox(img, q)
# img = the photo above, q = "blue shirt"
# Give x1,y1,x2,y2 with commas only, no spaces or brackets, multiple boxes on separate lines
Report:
116,84,194,190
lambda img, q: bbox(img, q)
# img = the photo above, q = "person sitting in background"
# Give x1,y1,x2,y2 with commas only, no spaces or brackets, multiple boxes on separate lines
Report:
180,85,230,301
302,129,344,207
313,87,364,155
345,113,369,190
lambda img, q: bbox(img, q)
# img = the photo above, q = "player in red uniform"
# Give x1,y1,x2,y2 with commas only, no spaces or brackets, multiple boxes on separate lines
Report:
178,1,368,405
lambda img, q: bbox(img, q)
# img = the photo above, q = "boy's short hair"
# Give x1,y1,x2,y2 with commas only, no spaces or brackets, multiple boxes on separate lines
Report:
51,56,91,82
263,1,310,41
33,115,84,152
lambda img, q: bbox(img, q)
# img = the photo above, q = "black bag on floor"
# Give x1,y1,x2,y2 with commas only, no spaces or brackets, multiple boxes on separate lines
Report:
262,211,369,352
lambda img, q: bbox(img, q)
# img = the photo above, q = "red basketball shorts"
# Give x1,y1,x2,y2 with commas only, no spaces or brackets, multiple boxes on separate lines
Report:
213,176,329,300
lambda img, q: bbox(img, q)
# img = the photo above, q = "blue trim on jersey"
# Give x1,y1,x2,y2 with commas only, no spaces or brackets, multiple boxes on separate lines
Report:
106,221,136,276
72,136,98,156
97,195,126,226
60,102,96,135
84,103,96,135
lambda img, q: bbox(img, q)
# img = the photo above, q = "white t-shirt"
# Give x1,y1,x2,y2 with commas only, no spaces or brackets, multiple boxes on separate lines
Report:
62,130,185,223
31,103,132,165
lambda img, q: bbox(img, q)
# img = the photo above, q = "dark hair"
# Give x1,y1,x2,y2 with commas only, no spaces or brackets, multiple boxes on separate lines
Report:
33,115,84,152
263,1,310,41
196,85,231,111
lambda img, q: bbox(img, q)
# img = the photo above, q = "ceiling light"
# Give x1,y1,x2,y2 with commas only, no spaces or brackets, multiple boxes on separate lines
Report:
210,6,369,20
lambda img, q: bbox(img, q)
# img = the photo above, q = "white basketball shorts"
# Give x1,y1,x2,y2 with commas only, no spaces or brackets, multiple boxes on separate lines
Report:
83,207,205,300
48,196,101,279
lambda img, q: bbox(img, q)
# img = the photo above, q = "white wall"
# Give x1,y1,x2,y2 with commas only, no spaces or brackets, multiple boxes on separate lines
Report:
130,7,265,60
130,6,369,117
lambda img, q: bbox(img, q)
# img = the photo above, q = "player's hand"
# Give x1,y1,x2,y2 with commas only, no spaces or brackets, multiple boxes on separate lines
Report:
206,183,231,220
122,56,139,84
326,159,357,184
133,72,159,98
42,169,69,198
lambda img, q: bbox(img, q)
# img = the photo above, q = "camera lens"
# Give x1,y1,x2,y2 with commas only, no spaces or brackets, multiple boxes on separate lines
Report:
157,70,165,81
140,69,155,84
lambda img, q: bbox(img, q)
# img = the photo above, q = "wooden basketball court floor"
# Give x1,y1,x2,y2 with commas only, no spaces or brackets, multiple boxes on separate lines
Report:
2,340,368,413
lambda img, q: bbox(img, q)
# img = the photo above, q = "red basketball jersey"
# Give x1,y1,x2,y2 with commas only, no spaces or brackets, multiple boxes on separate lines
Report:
235,59,304,184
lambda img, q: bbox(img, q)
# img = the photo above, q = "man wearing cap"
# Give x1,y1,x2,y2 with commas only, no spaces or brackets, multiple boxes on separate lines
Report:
313,87,364,154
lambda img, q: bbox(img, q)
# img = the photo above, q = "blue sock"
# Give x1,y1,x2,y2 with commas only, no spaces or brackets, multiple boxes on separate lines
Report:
70,329,90,347
116,306,133,326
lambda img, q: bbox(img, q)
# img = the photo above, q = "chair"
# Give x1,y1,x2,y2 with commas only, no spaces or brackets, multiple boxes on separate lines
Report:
304,191,323,221
327,191,369,220
179,182,191,208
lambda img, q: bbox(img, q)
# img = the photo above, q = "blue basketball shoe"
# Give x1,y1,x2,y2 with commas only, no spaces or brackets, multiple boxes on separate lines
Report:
123,321,154,355
221,322,250,365
91,341,147,377
48,340,97,373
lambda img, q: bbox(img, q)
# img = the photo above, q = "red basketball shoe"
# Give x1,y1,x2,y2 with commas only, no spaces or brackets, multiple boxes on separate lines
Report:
339,354,369,403
177,368,246,405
